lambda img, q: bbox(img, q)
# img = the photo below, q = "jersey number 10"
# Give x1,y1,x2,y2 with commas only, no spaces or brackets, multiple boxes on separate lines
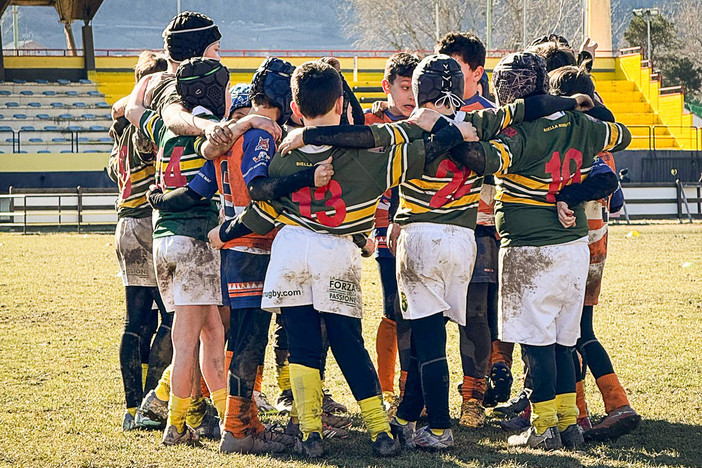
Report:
545,148,583,203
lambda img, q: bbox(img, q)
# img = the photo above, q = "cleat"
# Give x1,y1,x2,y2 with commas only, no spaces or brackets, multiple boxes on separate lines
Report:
560,424,585,449
294,431,324,458
508,425,562,450
585,405,641,442
493,388,531,418
577,417,592,432
459,399,485,428
275,389,294,414
372,431,402,457
122,411,139,431
255,424,296,447
285,419,349,439
488,362,513,404
140,390,168,424
135,408,164,429
219,429,286,454
162,424,201,447
322,389,348,414
191,411,221,440
412,426,454,451
500,412,531,433
253,390,279,414
390,417,416,449
322,411,353,429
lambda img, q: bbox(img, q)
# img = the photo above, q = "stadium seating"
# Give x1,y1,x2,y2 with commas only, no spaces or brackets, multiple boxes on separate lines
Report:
0,80,111,154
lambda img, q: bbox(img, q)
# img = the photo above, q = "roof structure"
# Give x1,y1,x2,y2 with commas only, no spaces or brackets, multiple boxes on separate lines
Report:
0,0,104,22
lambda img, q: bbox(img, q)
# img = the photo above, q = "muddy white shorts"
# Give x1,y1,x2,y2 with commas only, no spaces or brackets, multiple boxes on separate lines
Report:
498,237,589,346
261,225,363,318
152,235,222,312
115,216,157,287
396,222,476,326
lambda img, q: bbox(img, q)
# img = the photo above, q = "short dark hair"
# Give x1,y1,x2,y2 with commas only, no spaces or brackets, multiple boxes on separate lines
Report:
384,52,419,84
291,61,342,119
435,32,486,70
528,42,576,72
549,65,595,99
134,50,167,82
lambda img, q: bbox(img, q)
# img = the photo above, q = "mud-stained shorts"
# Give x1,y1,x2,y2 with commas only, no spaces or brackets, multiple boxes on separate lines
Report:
261,225,363,318
396,222,476,326
153,235,222,312
115,216,157,287
498,237,589,347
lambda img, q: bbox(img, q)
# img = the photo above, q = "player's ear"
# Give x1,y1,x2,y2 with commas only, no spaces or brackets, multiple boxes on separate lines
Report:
381,79,391,95
291,101,304,121
335,96,344,116
474,65,484,82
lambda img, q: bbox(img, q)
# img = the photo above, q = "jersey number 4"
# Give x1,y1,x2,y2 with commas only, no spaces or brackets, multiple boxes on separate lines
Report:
292,180,347,227
545,148,582,203
158,146,187,188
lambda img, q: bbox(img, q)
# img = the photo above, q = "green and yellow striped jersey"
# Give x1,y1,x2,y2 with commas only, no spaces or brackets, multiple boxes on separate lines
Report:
139,110,218,242
107,116,156,219
477,111,631,247
241,126,427,236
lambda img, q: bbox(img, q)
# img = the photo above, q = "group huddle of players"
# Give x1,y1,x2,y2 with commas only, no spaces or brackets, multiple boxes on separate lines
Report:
108,10,641,458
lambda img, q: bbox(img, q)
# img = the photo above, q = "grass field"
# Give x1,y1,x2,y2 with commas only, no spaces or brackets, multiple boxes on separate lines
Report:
0,223,700,467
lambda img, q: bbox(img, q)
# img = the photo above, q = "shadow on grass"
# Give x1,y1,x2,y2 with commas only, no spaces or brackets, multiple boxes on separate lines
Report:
260,418,702,468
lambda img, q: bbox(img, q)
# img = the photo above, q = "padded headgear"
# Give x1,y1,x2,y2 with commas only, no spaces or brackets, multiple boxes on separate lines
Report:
229,83,252,112
250,57,296,125
162,11,221,62
412,54,464,113
491,52,548,106
176,58,230,120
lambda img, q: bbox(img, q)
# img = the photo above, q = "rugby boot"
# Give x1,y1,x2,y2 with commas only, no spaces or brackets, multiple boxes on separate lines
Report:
459,399,486,428
285,419,350,439
507,425,562,450
500,405,531,433
294,431,324,458
389,417,416,449
488,362,514,405
577,416,592,432
253,390,278,414
560,424,585,450
219,429,287,454
412,426,454,451
122,411,139,431
135,408,163,429
191,411,221,440
276,389,294,414
585,405,641,442
493,388,531,419
322,411,353,429
140,390,168,424
322,389,348,414
162,424,201,447
372,430,402,457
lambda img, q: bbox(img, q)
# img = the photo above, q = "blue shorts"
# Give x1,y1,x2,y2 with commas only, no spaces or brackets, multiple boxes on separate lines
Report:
471,226,499,284
220,249,270,309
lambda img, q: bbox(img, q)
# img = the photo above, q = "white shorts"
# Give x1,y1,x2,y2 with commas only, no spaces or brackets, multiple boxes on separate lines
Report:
153,235,222,312
396,222,476,326
261,225,363,318
498,237,589,346
115,217,157,287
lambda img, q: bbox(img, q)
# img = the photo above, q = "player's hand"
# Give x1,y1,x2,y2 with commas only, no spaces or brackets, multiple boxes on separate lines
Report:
361,237,374,258
371,100,388,118
279,127,305,156
246,115,282,141
208,225,225,249
580,37,598,58
557,201,576,228
388,223,402,256
146,184,162,209
205,122,234,147
455,121,479,142
572,93,594,112
314,156,334,187
407,108,442,132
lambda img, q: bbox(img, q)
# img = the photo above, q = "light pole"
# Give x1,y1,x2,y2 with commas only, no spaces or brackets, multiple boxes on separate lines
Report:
434,0,440,42
632,7,659,62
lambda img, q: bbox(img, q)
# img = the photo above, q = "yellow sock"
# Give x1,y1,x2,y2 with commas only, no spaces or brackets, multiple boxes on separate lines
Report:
531,399,558,434
154,364,172,402
358,395,391,442
186,396,207,428
277,363,291,391
555,393,578,432
127,407,137,417
430,428,446,436
141,364,149,391
289,363,323,438
395,417,410,425
167,394,191,432
210,388,227,420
